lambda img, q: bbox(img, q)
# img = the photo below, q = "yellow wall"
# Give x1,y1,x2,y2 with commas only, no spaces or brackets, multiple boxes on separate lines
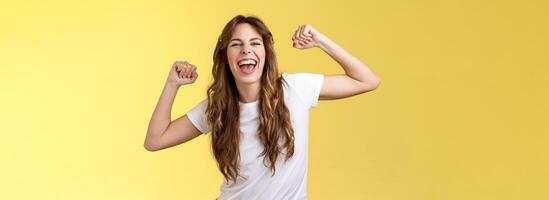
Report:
1,0,548,199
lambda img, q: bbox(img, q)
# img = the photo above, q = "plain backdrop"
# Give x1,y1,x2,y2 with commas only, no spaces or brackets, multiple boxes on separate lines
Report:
1,0,548,199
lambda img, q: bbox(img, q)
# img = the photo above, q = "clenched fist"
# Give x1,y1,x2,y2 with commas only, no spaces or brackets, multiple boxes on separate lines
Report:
166,60,198,87
292,24,327,50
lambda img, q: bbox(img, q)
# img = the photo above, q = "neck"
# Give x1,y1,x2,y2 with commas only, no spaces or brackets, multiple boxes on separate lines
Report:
235,81,260,103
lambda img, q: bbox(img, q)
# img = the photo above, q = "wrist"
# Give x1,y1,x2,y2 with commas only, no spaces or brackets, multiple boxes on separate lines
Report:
316,34,331,51
165,82,181,90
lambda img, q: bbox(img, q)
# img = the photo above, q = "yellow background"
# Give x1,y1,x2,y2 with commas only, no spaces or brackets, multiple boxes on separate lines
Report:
1,0,548,199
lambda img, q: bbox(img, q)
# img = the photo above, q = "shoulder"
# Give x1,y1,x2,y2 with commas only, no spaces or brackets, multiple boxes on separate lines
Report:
281,72,325,108
189,98,208,112
186,98,210,134
281,72,324,87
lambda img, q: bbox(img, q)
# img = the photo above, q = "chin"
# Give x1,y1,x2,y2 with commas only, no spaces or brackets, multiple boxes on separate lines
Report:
231,64,264,85
234,73,262,85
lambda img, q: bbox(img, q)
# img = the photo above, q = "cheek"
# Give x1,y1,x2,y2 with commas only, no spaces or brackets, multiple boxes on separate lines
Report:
260,53,266,67
227,50,234,59
226,50,238,65
257,48,266,60
259,46,266,55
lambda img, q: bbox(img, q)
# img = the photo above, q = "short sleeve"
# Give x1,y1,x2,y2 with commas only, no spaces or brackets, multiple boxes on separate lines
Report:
282,72,325,108
186,99,210,134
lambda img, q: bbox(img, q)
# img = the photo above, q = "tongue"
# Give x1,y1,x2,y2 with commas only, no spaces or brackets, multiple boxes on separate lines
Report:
240,64,255,74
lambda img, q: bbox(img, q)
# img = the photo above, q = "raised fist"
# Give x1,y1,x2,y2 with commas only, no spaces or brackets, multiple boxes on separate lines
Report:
167,60,198,86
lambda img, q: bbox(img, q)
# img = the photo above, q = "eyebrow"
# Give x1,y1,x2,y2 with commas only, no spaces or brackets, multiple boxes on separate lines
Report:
229,37,262,42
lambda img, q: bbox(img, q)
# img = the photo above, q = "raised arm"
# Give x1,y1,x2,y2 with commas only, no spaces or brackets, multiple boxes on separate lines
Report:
292,24,381,100
144,61,202,152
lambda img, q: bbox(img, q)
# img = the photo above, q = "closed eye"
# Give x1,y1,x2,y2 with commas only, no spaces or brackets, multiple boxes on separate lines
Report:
229,42,261,47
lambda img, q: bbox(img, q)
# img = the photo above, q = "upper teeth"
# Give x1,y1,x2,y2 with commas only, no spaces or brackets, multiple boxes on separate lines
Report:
238,59,256,66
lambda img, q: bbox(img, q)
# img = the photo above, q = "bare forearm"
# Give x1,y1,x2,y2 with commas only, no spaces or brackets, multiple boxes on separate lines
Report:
146,83,180,140
318,35,380,87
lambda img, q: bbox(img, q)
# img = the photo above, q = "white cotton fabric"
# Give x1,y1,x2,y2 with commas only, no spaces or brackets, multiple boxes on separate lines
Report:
186,72,324,200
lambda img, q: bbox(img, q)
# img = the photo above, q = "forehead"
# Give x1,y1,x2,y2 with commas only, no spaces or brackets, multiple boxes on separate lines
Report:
230,23,262,41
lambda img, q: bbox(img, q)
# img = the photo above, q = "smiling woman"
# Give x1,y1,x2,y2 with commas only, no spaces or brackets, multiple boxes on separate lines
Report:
226,23,267,88
144,14,380,200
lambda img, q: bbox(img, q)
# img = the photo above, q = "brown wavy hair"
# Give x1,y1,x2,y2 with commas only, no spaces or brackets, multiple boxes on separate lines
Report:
205,15,294,183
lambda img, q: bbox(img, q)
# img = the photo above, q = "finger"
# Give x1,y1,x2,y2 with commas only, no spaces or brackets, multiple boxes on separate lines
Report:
297,37,306,47
295,25,302,40
178,68,185,79
173,61,180,71
299,28,311,44
303,25,313,37
292,39,301,48
179,61,187,72
189,69,197,79
296,27,306,43
185,68,193,78
189,69,195,79
188,69,196,79
177,61,186,72
182,66,190,78
182,65,190,79
185,65,195,78
292,26,300,42
292,30,301,47
185,62,194,69
302,26,314,43
292,41,299,48
191,66,197,76
298,25,306,40
296,25,305,41
297,30,307,44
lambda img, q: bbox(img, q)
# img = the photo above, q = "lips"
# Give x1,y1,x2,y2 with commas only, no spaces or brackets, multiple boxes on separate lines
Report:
237,58,257,66
237,58,257,75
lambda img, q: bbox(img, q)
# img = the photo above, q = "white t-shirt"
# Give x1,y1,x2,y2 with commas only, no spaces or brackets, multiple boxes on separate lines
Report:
186,72,324,200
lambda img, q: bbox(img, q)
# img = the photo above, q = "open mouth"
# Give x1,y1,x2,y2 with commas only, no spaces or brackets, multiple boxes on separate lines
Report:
237,59,257,75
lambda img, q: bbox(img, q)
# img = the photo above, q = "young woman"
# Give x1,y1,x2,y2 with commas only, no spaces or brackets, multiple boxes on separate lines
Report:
144,15,380,199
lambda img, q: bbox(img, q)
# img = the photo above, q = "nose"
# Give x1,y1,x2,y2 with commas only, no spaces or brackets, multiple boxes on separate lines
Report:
241,46,252,54
241,49,251,54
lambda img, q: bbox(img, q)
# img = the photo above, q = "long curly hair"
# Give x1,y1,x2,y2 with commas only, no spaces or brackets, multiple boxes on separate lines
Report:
205,15,294,183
